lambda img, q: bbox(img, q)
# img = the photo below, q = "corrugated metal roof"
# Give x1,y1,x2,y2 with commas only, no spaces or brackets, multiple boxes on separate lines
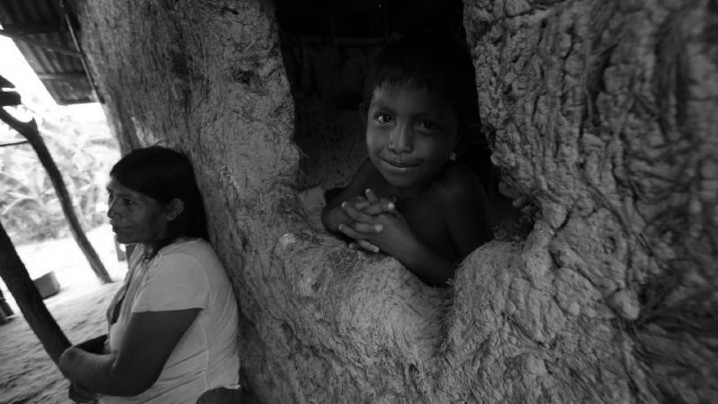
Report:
0,0,95,105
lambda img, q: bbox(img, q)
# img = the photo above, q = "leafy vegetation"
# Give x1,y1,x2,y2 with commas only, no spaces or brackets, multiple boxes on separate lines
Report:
0,99,119,245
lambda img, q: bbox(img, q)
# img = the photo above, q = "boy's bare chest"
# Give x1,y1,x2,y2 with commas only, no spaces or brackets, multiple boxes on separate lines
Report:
400,199,458,261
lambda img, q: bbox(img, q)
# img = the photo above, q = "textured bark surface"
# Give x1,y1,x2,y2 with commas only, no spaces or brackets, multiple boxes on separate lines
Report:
465,1,717,402
75,0,716,403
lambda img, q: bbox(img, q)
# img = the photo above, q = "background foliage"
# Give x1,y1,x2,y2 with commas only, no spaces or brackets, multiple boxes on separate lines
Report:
0,97,118,245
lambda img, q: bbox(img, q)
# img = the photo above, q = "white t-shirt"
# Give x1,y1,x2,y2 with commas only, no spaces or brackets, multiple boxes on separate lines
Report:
102,239,240,404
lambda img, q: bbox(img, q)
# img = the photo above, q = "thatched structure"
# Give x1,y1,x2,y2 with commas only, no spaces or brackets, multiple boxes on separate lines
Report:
71,0,716,402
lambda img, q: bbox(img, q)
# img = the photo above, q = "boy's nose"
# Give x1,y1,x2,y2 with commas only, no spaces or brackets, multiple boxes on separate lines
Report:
388,124,413,154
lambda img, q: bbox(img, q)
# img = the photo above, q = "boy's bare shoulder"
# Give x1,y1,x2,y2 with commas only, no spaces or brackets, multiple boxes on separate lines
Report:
433,162,493,243
433,162,483,199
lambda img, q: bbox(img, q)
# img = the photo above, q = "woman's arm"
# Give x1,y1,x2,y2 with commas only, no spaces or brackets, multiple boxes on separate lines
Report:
60,308,200,396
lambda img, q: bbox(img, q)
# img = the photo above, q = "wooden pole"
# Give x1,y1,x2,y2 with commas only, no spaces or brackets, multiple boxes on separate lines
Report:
0,108,113,284
0,219,71,363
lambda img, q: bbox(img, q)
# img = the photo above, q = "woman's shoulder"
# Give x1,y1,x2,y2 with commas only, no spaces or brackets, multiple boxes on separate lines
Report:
159,239,218,262
158,237,204,251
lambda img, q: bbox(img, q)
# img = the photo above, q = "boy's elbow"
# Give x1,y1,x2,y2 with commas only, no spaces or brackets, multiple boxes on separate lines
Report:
320,208,332,231
321,206,340,233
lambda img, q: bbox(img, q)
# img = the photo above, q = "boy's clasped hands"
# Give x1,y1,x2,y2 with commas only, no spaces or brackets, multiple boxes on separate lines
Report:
338,189,413,256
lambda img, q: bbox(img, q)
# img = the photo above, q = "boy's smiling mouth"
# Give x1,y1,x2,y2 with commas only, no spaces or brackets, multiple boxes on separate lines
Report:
382,158,418,170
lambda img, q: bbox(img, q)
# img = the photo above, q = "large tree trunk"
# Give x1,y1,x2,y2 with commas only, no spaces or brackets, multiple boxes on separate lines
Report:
0,220,71,363
464,1,718,402
74,0,716,403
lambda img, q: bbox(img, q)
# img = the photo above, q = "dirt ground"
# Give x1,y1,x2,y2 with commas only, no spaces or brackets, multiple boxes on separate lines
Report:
0,225,127,404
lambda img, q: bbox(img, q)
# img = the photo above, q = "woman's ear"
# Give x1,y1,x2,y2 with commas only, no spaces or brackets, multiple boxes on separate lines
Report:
166,199,185,221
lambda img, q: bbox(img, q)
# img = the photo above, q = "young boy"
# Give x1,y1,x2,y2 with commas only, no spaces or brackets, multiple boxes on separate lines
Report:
321,35,493,287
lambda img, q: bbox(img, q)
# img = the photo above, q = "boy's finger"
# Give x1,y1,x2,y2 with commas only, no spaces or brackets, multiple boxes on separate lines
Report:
356,239,380,253
362,202,395,215
338,223,362,240
353,200,370,210
338,222,382,237
353,222,383,233
342,201,373,222
339,223,381,240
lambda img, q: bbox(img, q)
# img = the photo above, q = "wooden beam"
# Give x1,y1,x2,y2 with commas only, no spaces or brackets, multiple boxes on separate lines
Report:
0,140,30,148
0,22,64,35
0,74,15,88
0,219,71,364
0,29,80,57
37,72,87,81
0,91,21,106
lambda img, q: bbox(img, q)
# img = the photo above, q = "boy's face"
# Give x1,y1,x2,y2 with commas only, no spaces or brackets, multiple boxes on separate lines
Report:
366,85,458,193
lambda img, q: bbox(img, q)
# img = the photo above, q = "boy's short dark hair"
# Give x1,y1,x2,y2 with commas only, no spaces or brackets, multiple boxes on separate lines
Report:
363,35,478,132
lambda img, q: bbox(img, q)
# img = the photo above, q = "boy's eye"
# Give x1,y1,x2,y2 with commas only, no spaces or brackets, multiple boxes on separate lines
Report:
373,113,393,125
417,119,438,131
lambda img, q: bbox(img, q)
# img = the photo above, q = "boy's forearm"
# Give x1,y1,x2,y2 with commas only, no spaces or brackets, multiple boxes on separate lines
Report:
321,204,349,233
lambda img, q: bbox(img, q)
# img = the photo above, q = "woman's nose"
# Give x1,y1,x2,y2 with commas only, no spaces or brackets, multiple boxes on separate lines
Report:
388,123,413,154
107,199,119,219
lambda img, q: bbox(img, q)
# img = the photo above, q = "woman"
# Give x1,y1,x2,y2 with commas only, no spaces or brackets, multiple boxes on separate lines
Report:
59,146,240,403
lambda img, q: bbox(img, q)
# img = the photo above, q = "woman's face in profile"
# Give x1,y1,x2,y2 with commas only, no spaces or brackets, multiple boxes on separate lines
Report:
106,177,170,245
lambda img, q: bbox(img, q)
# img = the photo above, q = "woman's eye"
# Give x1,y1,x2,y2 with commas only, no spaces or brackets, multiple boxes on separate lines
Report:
373,113,392,125
122,198,135,206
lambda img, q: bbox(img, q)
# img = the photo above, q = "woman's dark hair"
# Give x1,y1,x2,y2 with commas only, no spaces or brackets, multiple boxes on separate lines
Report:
362,34,480,134
110,146,208,251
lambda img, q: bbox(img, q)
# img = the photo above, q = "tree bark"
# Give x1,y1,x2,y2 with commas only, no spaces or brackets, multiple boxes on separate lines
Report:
74,0,717,403
0,108,112,284
464,0,718,402
0,219,71,363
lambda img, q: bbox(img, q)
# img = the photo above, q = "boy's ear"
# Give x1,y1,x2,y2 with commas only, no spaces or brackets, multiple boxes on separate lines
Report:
165,198,185,221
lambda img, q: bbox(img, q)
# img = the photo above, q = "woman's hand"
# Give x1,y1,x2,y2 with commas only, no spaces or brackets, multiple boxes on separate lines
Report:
59,346,82,378
69,381,98,403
